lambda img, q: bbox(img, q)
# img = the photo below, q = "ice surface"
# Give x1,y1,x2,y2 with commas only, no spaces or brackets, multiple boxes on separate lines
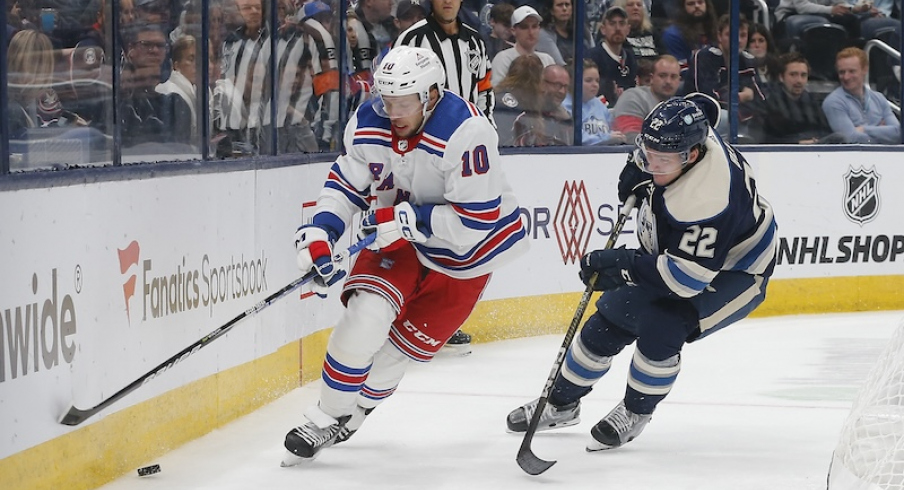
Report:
98,311,904,490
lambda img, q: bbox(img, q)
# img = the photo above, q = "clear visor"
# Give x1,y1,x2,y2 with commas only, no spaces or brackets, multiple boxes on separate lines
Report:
373,93,426,119
634,137,690,175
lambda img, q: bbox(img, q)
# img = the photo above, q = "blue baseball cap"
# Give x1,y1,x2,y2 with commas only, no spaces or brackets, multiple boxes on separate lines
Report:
301,1,331,21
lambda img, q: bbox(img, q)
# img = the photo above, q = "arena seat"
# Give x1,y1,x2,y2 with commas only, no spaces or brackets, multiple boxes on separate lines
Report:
800,23,850,82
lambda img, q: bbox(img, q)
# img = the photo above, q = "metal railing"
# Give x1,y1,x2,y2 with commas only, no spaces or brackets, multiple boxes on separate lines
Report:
864,38,902,114
752,0,771,29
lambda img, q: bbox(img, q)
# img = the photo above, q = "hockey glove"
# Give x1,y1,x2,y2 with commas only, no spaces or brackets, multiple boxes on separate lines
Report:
618,152,653,205
294,224,346,298
579,246,637,292
359,202,433,252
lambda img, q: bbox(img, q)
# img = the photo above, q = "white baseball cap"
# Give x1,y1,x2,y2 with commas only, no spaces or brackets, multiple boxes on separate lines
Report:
511,5,542,26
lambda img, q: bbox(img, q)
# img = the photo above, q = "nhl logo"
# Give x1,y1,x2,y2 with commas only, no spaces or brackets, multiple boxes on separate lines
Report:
843,166,880,225
468,49,481,73
397,139,409,152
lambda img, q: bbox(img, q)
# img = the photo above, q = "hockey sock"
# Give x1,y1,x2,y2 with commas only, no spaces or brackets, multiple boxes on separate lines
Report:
625,350,680,414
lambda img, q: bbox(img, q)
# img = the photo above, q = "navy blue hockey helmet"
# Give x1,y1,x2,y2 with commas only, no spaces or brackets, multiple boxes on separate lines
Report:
634,96,710,174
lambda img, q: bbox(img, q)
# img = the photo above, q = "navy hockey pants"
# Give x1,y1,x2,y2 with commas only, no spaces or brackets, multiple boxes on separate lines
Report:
550,271,769,414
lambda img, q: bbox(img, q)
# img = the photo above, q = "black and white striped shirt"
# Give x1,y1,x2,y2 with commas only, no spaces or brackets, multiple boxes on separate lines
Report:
394,16,495,124
269,29,313,128
219,26,271,132
303,17,339,145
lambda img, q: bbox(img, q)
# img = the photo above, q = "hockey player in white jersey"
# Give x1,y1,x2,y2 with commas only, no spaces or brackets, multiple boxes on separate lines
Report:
507,93,777,451
282,46,528,465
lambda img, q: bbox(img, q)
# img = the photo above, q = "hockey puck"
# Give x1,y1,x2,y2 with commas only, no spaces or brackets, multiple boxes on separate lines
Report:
137,464,161,477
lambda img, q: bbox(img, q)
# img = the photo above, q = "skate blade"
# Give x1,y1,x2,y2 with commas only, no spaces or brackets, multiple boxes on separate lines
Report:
280,450,317,467
439,344,472,356
585,440,618,452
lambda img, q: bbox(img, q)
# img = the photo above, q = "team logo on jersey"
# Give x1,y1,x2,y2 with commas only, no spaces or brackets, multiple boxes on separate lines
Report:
637,200,658,254
554,181,595,264
843,166,880,225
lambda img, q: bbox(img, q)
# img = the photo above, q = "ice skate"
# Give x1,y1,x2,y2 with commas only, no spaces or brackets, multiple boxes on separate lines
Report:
441,329,472,356
335,405,374,444
281,406,350,466
506,398,580,433
586,400,652,451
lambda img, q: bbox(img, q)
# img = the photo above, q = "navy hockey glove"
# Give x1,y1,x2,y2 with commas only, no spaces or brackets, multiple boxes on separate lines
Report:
579,246,637,291
359,202,433,252
294,224,346,298
618,153,652,205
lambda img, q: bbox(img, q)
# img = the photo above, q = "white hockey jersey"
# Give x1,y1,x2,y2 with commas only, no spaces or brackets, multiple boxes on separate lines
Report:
309,91,528,279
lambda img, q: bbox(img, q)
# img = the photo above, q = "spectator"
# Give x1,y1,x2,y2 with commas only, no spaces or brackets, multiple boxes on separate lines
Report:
7,29,55,138
486,2,515,60
36,88,89,128
759,52,839,144
775,0,899,42
156,35,199,143
539,0,593,66
120,24,182,149
682,14,766,128
492,6,557,86
661,0,718,72
612,54,682,141
822,47,901,144
747,22,780,84
872,0,900,17
218,0,271,154
635,58,654,86
394,0,426,32
169,1,203,43
8,29,104,167
7,0,37,39
134,0,171,25
513,64,574,146
209,0,228,52
494,53,546,145
120,0,136,27
346,11,373,111
395,0,496,126
298,0,340,151
352,0,397,69
616,0,661,61
264,0,321,153
563,59,627,145
586,6,637,106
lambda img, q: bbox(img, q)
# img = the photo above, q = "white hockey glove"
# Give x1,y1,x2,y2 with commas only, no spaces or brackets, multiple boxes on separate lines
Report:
294,225,346,298
359,202,432,252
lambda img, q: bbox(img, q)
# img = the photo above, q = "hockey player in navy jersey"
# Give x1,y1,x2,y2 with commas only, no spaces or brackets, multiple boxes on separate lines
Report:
507,93,777,451
282,46,528,465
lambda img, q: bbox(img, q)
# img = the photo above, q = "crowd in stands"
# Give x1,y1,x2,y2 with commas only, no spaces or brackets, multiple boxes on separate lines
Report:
5,0,904,169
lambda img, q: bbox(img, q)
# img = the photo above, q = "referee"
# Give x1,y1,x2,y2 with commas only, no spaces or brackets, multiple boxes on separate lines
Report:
393,0,495,125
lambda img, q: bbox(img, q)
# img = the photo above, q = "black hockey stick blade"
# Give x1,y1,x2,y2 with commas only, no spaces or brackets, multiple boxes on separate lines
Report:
514,196,636,475
59,234,376,426
516,396,557,475
516,447,556,475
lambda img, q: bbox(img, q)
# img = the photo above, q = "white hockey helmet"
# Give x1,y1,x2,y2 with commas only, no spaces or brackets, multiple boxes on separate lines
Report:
373,46,446,118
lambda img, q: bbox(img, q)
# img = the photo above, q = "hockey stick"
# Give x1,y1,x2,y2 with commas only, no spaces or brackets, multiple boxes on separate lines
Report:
516,195,636,476
59,233,376,426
